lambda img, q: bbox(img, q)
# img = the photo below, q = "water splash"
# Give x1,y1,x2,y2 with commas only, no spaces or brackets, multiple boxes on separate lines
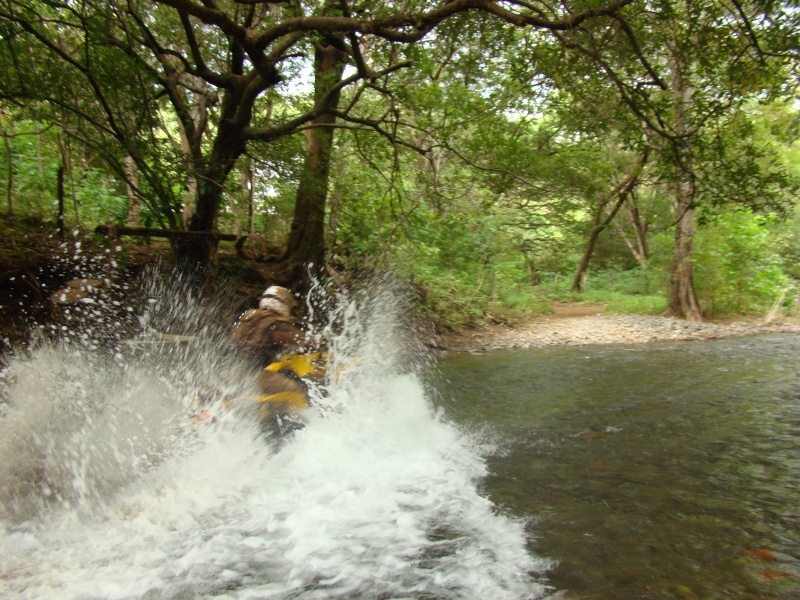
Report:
0,270,550,599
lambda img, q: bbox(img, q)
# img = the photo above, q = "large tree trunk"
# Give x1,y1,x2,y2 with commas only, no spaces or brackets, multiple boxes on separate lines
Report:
668,59,702,321
283,42,346,283
669,197,702,319
123,155,142,226
175,119,246,271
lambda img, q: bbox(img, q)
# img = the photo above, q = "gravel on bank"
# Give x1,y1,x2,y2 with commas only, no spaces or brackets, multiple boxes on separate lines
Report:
437,314,800,354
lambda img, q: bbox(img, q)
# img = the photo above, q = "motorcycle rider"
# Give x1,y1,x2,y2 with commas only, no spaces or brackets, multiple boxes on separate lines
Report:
229,285,320,426
230,285,308,366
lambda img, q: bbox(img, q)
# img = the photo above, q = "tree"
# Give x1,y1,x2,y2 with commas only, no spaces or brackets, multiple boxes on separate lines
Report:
0,2,187,228
571,146,650,292
667,53,703,320
282,27,347,280
520,0,798,317
0,0,639,277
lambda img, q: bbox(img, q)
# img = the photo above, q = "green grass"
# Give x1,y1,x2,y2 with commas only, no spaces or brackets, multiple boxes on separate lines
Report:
581,289,668,314
532,268,668,315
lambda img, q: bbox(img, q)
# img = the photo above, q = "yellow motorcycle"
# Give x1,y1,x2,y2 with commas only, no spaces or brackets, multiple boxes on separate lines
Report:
192,352,328,437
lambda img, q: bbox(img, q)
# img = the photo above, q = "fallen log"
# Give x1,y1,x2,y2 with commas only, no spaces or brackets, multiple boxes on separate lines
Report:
94,225,237,242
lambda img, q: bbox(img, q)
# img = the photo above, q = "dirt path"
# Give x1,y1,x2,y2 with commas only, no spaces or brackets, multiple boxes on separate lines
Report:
436,303,800,353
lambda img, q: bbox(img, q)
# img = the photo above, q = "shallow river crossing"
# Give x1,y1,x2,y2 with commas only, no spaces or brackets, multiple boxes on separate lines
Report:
1,278,798,599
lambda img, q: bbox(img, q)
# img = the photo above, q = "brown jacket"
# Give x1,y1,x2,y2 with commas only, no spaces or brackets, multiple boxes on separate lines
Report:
230,309,307,357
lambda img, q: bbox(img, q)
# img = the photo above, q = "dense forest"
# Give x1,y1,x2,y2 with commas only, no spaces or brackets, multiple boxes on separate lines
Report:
0,0,798,327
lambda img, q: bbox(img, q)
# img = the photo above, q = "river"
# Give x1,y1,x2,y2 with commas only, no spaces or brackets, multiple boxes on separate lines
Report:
436,334,800,599
1,272,798,598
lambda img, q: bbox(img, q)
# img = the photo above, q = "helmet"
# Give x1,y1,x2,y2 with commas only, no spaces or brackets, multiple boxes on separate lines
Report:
258,285,298,314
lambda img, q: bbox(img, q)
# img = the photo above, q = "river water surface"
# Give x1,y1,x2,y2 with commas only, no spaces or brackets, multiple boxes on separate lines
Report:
2,269,799,599
436,333,800,599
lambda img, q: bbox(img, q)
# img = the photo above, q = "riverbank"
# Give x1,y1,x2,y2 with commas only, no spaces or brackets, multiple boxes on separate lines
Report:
437,304,800,353
2,219,798,357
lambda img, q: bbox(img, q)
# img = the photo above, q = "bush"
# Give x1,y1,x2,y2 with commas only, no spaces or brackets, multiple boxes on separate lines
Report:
694,210,796,316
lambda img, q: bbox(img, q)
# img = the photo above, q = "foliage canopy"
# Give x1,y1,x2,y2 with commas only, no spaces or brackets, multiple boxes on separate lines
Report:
0,0,798,322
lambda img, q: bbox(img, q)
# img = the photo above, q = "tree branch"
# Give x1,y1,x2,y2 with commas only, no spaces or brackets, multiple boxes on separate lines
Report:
178,10,233,87
155,0,634,53
245,60,412,141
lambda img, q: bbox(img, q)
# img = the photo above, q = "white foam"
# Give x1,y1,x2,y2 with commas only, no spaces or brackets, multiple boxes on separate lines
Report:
0,278,549,599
